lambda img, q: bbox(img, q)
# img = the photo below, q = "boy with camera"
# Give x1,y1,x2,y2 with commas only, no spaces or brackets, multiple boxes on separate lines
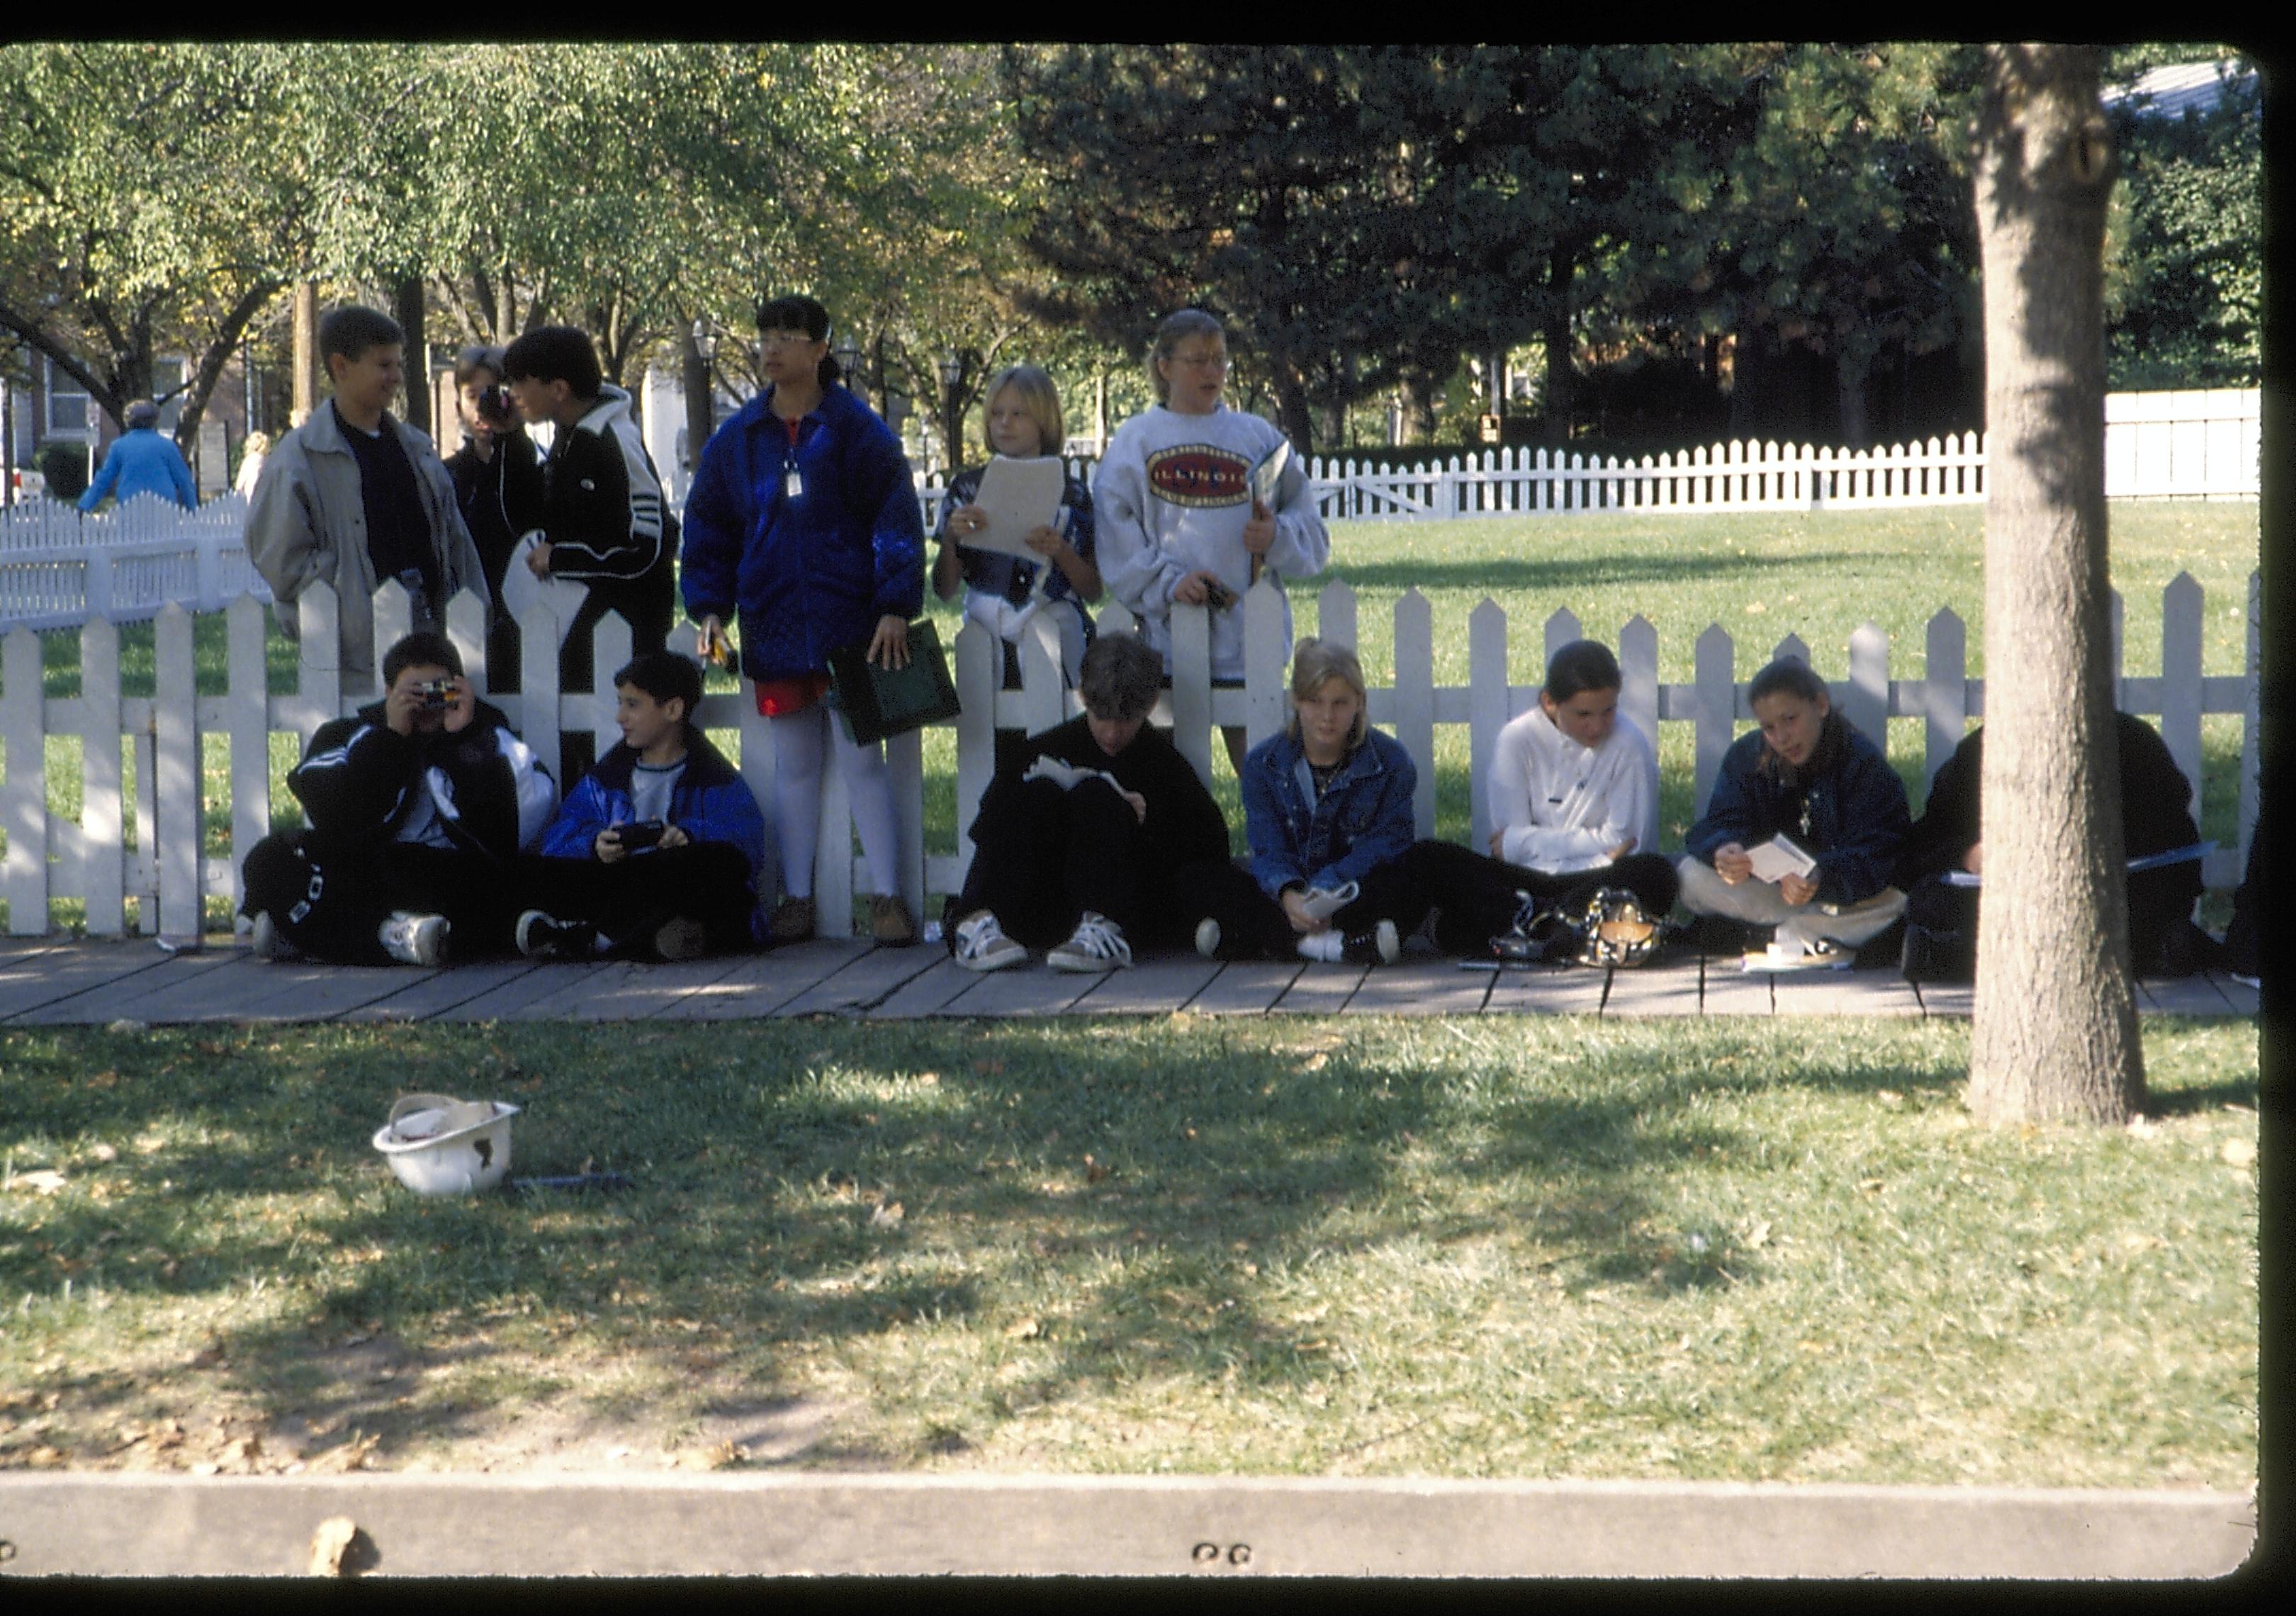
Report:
513,651,768,960
240,632,559,965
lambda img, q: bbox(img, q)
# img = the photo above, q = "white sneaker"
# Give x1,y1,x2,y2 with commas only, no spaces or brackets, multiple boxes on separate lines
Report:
1194,916,1222,960
378,910,450,967
954,910,1027,972
1047,911,1132,972
1297,931,1342,963
248,911,288,960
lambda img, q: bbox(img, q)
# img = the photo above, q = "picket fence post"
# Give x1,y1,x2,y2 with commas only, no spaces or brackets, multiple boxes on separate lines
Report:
1,627,47,933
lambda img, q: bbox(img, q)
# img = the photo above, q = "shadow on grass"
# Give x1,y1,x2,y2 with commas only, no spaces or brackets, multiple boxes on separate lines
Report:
0,1014,1984,1466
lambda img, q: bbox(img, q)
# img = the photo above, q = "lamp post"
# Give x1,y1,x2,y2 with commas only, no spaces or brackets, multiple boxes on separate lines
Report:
834,331,863,405
937,348,964,475
684,315,719,478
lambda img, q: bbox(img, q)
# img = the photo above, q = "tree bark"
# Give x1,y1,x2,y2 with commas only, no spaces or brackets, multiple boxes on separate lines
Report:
291,281,320,428
1966,43,2143,1126
681,323,714,482
393,275,429,436
1540,244,1577,444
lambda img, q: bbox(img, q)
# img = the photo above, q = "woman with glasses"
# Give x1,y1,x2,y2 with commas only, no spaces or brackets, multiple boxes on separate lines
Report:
1094,309,1329,775
679,294,928,946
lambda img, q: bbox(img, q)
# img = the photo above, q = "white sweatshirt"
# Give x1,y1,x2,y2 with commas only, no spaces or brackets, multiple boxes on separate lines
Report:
1092,403,1329,680
1487,703,1658,873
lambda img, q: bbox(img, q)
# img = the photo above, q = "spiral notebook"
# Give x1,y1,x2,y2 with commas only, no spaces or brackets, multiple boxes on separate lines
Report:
825,619,961,746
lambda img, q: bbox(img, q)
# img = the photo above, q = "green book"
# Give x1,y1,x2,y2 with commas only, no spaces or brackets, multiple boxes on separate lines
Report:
825,619,962,746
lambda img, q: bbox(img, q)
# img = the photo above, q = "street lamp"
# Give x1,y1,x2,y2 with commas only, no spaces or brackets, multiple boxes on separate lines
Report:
834,331,862,402
938,348,964,473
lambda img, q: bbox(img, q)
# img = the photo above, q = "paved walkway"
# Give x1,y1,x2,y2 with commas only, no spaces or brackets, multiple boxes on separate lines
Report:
0,936,2257,1026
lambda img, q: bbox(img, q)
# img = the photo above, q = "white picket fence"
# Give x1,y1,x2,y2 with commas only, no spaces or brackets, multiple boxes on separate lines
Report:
0,569,2258,939
5,386,2258,634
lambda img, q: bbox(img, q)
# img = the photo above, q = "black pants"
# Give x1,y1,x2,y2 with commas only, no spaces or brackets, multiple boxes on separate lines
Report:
242,833,520,964
514,843,757,956
1902,866,2202,983
953,775,1207,949
1194,839,1682,960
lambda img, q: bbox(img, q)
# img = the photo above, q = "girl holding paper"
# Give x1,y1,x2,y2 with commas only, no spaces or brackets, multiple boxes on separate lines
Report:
1093,310,1330,776
1676,656,1911,959
680,293,927,947
932,364,1100,687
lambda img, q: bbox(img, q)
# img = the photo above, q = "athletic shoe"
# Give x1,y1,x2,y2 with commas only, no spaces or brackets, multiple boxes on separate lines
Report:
248,911,289,960
766,897,815,944
1047,911,1132,972
516,909,595,962
1341,919,1402,967
954,909,1027,972
872,893,918,947
651,916,709,962
1490,893,1569,964
378,911,450,967
1194,916,1222,960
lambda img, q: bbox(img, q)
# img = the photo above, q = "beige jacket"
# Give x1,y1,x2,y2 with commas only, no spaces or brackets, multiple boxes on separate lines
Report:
244,401,489,680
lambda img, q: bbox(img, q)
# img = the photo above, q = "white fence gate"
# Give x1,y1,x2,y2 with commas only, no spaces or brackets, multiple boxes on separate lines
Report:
0,569,2259,941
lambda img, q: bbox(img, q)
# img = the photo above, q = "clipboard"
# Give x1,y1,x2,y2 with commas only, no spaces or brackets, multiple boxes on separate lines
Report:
824,619,962,745
499,531,590,649
954,455,1065,560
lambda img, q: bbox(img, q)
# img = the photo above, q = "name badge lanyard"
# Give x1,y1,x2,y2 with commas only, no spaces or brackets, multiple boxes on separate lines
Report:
783,415,804,501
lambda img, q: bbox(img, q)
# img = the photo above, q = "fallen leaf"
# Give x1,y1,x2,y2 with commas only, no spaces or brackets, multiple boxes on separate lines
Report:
1004,1317,1042,1340
27,1446,64,1467
918,1071,940,1086
1876,1090,1902,1108
1303,1052,1329,1072
2221,1138,2256,1168
870,1200,906,1228
106,1019,148,1034
1745,1220,1772,1249
711,1439,748,1468
1858,1179,1885,1194
90,1143,118,1162
308,1516,377,1577
1743,602,1766,615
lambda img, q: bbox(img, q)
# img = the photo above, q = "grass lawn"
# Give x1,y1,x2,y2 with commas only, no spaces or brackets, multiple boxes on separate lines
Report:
0,1014,2256,1488
4,500,2258,937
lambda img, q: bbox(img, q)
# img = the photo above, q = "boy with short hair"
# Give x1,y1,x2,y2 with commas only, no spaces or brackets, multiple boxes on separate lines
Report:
245,307,490,684
514,650,767,960
500,325,675,694
240,631,557,965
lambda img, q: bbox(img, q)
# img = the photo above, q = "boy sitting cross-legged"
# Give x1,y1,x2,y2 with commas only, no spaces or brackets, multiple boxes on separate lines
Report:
513,650,767,960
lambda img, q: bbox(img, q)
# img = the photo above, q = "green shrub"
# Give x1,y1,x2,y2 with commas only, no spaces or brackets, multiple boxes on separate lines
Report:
33,439,90,501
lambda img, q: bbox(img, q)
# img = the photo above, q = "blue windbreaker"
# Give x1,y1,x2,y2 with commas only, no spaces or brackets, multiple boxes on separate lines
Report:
541,730,770,941
79,428,198,511
679,384,925,683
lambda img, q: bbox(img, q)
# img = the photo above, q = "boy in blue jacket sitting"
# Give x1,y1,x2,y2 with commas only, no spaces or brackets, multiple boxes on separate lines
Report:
514,651,767,960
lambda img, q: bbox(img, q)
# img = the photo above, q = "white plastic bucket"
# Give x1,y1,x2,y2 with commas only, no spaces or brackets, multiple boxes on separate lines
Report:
371,1092,519,1196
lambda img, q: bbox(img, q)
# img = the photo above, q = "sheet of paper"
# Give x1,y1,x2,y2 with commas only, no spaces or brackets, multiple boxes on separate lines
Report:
957,454,1066,559
1745,834,1817,884
1249,437,1293,508
500,532,590,649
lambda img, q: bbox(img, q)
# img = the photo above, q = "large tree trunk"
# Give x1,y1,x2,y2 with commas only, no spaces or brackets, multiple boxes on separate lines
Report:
291,282,320,428
1540,244,1577,444
393,275,429,436
1966,43,2143,1126
681,322,714,485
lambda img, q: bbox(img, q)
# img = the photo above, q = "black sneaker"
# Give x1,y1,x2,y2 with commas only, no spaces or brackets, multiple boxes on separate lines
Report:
517,909,597,962
1492,902,1574,965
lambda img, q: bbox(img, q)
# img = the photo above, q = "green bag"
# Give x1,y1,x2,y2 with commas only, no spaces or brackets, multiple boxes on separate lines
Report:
824,619,962,745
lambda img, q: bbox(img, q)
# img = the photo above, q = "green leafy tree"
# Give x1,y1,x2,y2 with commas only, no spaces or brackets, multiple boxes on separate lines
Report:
0,44,319,450
2101,57,2258,389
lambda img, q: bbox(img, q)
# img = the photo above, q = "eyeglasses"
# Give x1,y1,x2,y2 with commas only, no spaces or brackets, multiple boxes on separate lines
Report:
1166,349,1229,371
758,329,818,350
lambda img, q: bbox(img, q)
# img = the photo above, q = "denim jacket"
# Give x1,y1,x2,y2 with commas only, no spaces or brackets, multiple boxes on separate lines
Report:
1242,726,1418,899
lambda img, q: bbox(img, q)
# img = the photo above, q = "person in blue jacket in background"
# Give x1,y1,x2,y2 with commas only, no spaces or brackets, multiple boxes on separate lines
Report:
78,400,198,511
512,650,767,960
680,293,927,947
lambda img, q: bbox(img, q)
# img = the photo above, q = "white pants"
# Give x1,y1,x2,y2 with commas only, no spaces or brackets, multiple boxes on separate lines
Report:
1675,856,1907,952
772,705,899,899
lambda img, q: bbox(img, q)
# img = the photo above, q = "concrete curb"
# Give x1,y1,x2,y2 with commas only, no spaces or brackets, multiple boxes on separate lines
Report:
0,1472,2256,1579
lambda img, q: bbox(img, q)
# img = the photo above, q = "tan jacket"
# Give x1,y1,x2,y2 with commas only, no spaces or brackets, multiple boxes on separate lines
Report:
244,402,489,680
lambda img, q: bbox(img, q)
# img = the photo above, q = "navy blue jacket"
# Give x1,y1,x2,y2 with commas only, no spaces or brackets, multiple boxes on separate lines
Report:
679,385,925,683
541,730,770,943
1683,718,1912,905
1242,726,1418,898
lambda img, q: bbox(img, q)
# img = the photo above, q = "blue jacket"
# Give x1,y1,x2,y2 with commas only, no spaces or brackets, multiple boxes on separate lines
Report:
679,385,925,683
1242,726,1418,899
1683,718,1912,906
541,730,770,941
79,427,198,511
